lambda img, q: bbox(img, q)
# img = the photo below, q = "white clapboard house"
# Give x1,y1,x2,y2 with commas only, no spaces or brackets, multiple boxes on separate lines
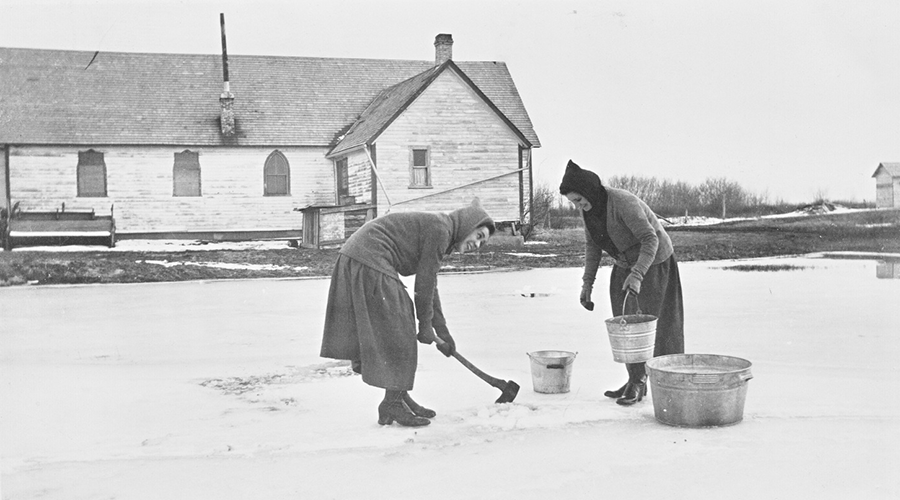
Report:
0,34,540,248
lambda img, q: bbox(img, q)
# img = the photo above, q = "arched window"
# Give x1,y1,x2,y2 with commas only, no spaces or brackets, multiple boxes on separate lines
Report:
77,149,107,197
264,150,290,196
173,150,201,197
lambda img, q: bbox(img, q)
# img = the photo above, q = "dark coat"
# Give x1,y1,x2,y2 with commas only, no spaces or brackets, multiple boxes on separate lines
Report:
560,160,684,358
320,206,493,390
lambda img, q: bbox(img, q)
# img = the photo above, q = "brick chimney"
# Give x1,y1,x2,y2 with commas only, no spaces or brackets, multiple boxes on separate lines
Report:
220,89,235,137
434,33,453,65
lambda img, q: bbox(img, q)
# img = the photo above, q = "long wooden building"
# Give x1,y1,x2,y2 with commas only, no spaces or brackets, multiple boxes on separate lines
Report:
0,34,540,247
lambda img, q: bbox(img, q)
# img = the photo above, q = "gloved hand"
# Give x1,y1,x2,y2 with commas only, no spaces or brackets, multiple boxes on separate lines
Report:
622,270,643,295
580,284,594,311
433,325,456,357
417,327,436,345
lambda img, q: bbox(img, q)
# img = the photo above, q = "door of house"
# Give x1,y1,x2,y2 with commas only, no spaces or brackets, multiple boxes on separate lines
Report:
301,208,319,248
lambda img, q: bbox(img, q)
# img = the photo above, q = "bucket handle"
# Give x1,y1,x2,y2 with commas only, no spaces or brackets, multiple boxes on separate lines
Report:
527,352,578,369
552,352,577,368
619,290,643,325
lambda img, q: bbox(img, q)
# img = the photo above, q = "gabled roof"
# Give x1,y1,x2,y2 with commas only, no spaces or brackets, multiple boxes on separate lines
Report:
329,60,534,157
873,163,900,178
0,47,540,148
329,64,444,156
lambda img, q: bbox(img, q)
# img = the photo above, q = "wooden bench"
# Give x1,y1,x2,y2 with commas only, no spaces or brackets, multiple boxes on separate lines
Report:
1,203,116,250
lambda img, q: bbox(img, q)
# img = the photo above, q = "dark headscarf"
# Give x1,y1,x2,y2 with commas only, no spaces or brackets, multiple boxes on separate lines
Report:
559,160,620,258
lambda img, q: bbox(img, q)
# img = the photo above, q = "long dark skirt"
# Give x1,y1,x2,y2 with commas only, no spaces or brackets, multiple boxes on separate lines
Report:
321,254,417,391
609,254,685,357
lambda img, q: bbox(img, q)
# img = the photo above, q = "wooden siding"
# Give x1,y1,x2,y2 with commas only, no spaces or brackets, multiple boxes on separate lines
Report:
300,204,374,248
874,170,899,209
8,145,335,234
1,146,8,212
520,147,532,224
371,70,527,222
344,150,374,205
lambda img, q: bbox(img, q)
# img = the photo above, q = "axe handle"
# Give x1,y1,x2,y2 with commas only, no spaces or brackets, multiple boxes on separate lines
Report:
433,337,506,389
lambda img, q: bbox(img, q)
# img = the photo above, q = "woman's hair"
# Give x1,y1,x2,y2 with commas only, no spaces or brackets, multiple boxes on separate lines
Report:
478,221,497,236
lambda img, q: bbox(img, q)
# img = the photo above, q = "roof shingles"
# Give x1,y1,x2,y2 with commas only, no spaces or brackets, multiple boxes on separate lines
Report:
874,163,900,177
0,47,540,148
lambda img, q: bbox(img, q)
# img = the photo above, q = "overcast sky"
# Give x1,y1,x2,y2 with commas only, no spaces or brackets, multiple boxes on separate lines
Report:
3,0,898,203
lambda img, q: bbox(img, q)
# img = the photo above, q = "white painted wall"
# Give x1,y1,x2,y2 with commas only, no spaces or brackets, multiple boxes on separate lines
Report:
874,169,899,208
372,69,530,222
8,145,335,234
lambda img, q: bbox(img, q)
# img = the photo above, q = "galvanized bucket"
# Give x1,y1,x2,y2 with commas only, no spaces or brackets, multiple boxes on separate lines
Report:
604,291,658,363
527,350,577,394
646,354,753,427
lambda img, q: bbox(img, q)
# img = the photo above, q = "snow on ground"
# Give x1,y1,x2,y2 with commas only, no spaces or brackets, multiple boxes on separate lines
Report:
5,206,890,255
2,255,900,499
8,238,296,253
135,259,310,273
663,203,874,227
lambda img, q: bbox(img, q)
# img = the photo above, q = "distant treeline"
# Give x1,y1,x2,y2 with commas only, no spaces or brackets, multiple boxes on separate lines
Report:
605,175,778,218
526,175,873,231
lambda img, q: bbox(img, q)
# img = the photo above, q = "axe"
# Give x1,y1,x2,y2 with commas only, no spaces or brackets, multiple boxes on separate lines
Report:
433,336,520,404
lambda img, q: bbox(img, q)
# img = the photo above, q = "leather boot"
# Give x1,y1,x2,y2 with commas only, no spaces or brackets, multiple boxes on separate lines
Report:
402,392,436,418
378,390,430,427
604,381,630,399
607,362,643,399
616,376,647,406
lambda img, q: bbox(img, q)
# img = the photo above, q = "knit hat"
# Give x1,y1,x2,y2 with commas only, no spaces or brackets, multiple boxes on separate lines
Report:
448,198,495,251
558,159,604,209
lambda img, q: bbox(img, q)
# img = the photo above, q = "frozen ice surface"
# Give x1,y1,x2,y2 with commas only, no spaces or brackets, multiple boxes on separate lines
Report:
1,255,899,499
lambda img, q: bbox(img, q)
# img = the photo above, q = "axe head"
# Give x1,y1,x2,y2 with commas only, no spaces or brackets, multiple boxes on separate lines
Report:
495,380,520,404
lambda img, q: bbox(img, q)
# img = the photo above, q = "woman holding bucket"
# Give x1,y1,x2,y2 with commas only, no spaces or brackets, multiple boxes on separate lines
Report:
559,160,684,406
321,199,495,427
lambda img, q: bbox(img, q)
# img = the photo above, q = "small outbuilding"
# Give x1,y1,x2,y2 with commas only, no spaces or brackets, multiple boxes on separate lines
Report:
872,163,900,209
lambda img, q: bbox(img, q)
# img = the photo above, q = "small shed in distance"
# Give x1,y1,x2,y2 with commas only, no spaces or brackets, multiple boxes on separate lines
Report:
872,163,900,209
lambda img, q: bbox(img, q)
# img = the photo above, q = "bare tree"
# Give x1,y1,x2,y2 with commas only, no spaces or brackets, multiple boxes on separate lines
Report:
521,182,557,239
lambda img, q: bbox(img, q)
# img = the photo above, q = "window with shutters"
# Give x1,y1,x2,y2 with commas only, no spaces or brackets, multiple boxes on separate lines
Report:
409,147,431,188
173,150,201,197
77,150,107,197
264,150,290,196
